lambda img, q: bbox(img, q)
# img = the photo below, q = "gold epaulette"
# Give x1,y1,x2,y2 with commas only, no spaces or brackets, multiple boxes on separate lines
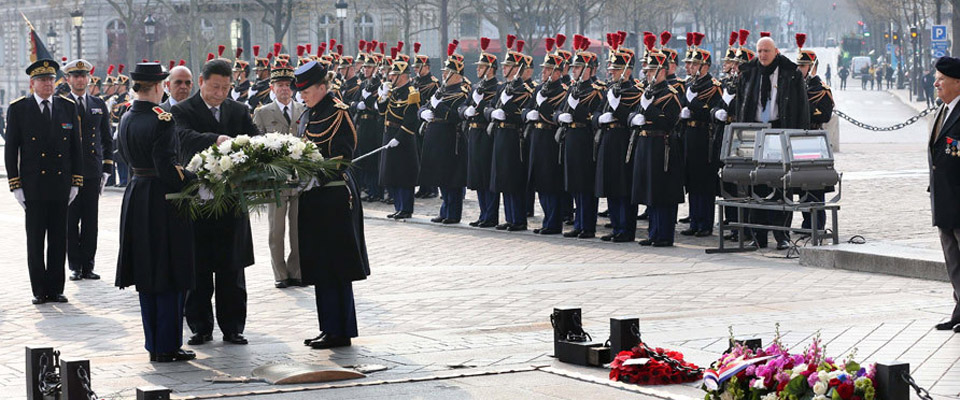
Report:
333,98,350,110
668,85,678,94
9,96,25,105
407,86,420,105
152,106,172,122
712,78,721,86
59,95,75,104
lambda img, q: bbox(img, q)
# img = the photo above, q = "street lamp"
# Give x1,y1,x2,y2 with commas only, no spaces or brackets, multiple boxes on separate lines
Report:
70,9,84,59
46,24,58,56
144,14,157,60
335,0,348,42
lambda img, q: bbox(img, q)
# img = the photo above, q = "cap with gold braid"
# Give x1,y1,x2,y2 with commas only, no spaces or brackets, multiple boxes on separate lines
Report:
64,59,92,75
89,66,101,87
254,45,270,71
103,65,116,86
540,37,563,69
233,47,251,74
795,33,816,66
26,58,58,78
570,34,598,69
683,32,696,62
444,40,465,74
475,37,498,69
736,29,755,63
642,33,668,71
502,35,531,68
554,34,572,67
270,56,295,82
608,31,634,69
685,32,710,65
658,31,678,65
388,46,408,75
116,64,130,87
723,31,739,62
413,42,430,68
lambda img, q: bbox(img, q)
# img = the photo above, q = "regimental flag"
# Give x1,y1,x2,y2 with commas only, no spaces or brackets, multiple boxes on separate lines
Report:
21,12,55,64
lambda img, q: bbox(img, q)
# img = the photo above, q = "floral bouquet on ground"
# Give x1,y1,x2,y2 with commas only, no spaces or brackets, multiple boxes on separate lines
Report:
610,342,704,385
167,133,345,218
702,331,877,400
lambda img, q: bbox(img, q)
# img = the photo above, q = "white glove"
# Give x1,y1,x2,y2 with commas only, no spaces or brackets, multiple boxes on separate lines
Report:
13,188,25,209
640,93,654,110
567,95,580,110
491,109,506,121
526,110,540,121
356,101,367,111
686,87,697,103
377,82,390,98
598,112,615,124
430,94,441,108
630,113,646,127
721,89,735,106
361,89,372,99
387,138,400,148
499,91,513,104
606,90,621,110
558,113,573,124
68,187,79,205
536,91,547,106
420,109,435,122
198,185,214,200
100,173,110,194
714,109,728,121
464,105,477,117
472,90,483,105
680,107,691,119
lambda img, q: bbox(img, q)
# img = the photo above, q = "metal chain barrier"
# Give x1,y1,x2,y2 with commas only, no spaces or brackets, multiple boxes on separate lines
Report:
901,371,934,400
77,365,99,400
833,105,937,132
38,351,61,398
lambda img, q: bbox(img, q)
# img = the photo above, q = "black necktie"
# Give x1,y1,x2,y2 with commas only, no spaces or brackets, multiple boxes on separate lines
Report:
283,105,291,125
41,99,50,121
77,95,84,115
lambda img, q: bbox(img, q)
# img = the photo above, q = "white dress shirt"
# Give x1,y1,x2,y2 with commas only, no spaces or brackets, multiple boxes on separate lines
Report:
756,67,779,122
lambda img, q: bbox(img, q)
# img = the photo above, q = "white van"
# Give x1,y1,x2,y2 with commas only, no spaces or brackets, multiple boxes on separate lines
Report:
850,56,871,78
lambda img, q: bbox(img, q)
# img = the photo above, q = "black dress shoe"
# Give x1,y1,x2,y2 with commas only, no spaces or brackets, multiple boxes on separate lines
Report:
578,231,596,239
600,234,614,242
422,192,438,199
612,233,635,243
678,216,690,223
478,221,498,228
469,220,482,227
386,212,398,219
304,333,326,346
309,335,352,349
187,333,213,345
288,279,305,287
637,211,649,220
275,280,290,289
563,217,575,225
653,241,674,247
153,349,196,363
680,228,698,236
723,232,739,241
695,230,713,237
70,271,83,281
538,228,561,235
32,296,46,305
598,210,610,217
935,320,960,330
414,191,425,199
382,197,394,204
638,239,654,246
393,212,412,219
442,219,460,224
223,333,249,345
750,240,768,249
430,216,445,223
495,223,511,230
48,294,68,303
563,229,582,238
81,272,100,280
776,240,791,250
507,224,527,232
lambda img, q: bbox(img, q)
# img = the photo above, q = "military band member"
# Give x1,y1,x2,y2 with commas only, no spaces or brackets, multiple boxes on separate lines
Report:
487,35,534,231
293,61,370,349
115,62,197,362
253,59,305,288
419,42,469,224
6,59,83,304
247,45,273,110
595,37,642,243
353,41,385,202
232,48,252,107
461,37,501,228
413,44,441,200
630,43,684,247
378,57,421,219
795,34,835,233
558,36,604,239
679,34,723,238
64,59,113,281
338,54,361,104
524,38,568,234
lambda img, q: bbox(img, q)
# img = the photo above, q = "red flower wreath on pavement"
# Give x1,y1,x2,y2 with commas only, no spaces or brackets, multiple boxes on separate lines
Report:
609,342,704,385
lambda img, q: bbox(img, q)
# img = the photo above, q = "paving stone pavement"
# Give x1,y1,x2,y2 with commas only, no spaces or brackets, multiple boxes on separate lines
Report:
0,86,958,399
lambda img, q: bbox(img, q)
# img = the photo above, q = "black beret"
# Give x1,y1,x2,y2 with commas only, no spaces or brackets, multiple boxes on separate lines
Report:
936,56,960,79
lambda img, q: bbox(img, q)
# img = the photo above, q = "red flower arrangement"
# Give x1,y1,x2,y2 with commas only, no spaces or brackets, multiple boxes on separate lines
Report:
609,342,703,385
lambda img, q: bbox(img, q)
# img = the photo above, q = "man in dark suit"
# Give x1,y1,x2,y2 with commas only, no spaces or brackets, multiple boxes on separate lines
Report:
172,58,259,345
160,65,193,111
5,59,83,304
930,57,960,333
63,59,113,281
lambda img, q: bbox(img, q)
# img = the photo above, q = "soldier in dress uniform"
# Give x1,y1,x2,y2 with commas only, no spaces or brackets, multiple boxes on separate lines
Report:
679,33,723,238
109,65,132,187
377,57,421,219
247,45,273,110
595,35,643,243
115,62,197,362
412,43,441,200
294,61,370,349
353,41,385,202
231,48,252,107
338,53,361,104
554,33,576,225
102,65,118,103
558,35,604,239
487,35,535,231
524,38,568,234
63,59,113,281
795,34,835,234
418,41,470,224
88,68,103,99
5,59,83,304
713,30,753,241
460,37,501,228
629,39,684,246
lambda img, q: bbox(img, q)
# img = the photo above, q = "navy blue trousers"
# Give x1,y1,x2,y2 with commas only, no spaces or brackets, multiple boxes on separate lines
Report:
648,205,678,243
538,192,563,230
607,197,637,238
439,187,465,221
502,192,527,225
688,194,716,232
476,189,500,224
388,186,414,213
572,192,598,233
315,281,358,338
139,291,185,354
361,169,382,198
561,192,574,220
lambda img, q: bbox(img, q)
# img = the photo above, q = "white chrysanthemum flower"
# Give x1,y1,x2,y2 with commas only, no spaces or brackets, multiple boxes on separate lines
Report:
235,134,251,145
218,139,234,155
187,154,203,172
290,148,303,160
230,150,248,164
219,155,234,172
307,150,323,161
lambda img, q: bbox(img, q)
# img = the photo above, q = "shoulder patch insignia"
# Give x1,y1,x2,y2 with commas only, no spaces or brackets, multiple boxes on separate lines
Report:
153,106,173,122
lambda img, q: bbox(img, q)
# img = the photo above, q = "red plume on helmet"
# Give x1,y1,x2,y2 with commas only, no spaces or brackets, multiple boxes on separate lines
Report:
611,34,621,50
90,67,95,75
206,53,215,61
414,42,421,53
453,39,459,46
266,52,273,60
545,37,555,52
305,44,312,54
179,59,186,66
366,42,375,53
154,60,160,63
358,39,366,52
480,37,490,51
447,42,457,56
556,34,566,48
506,34,516,50
118,64,125,74
329,39,336,49
107,65,115,75
795,33,807,49
760,31,771,38
516,40,525,53
729,31,738,47
253,45,260,57
337,44,343,55
618,31,627,46
739,29,750,46
379,42,386,54
274,42,283,56
573,34,583,50
397,41,404,52
686,32,694,47
643,33,656,51
296,45,305,57
605,33,613,48
390,47,398,59
660,31,672,46
62,56,68,62
235,47,243,59
693,32,705,47
218,45,225,56
581,37,590,50
318,44,326,57
169,60,175,70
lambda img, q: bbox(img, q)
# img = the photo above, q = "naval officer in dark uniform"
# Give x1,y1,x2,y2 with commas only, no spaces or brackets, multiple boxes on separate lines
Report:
6,59,83,304
295,61,371,349
115,62,197,362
